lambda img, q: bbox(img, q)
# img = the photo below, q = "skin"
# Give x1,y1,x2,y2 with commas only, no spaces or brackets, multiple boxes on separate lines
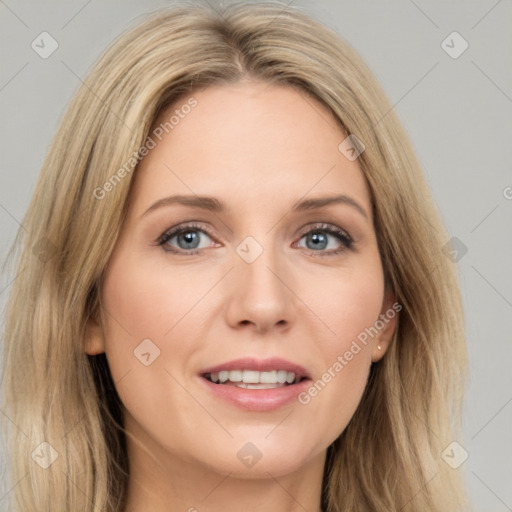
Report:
86,80,396,512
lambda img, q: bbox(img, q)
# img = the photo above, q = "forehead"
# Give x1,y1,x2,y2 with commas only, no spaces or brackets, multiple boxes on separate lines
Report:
132,81,371,218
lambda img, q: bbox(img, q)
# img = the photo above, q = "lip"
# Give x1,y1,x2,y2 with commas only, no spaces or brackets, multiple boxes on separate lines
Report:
200,357,311,378
200,375,311,412
199,357,312,412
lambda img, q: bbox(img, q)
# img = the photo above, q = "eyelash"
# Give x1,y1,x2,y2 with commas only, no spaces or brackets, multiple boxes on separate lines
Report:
156,222,354,257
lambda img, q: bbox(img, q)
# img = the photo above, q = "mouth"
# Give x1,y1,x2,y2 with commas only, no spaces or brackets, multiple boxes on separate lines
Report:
199,357,311,411
202,369,306,389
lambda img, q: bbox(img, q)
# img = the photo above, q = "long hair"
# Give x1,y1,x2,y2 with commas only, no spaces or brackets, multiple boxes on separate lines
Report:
1,2,469,510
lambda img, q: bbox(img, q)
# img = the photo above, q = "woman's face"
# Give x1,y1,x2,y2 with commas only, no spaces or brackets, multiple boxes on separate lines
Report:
87,80,396,478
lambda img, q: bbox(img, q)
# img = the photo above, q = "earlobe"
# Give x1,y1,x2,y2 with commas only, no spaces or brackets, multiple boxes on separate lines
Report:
84,312,105,355
371,293,399,362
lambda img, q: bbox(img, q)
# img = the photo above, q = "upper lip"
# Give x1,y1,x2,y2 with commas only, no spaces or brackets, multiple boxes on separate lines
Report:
200,357,311,379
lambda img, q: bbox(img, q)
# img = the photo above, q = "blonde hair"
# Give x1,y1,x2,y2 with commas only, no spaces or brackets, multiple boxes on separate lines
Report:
1,2,469,511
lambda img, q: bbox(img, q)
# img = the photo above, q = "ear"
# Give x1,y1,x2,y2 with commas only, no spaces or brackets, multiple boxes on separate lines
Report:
371,292,399,362
84,309,105,355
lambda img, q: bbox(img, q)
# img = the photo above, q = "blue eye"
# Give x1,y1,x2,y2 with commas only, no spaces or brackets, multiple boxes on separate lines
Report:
157,222,353,256
157,223,214,254
295,223,353,256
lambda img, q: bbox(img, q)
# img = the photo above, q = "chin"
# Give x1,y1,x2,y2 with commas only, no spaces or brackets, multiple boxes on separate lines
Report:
191,436,323,479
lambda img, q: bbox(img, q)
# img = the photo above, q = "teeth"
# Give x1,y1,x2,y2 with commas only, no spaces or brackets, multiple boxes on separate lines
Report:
260,370,277,383
235,382,288,389
228,370,242,382
276,370,287,384
206,370,301,386
245,383,286,389
243,370,260,384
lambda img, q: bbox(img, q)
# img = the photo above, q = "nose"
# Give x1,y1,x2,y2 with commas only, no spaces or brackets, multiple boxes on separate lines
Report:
224,243,297,335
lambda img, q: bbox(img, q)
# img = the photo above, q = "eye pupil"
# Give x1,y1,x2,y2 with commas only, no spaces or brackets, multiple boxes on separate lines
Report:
308,232,327,250
179,231,199,249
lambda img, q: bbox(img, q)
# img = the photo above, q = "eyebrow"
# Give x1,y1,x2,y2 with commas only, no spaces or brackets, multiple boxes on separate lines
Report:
141,193,369,220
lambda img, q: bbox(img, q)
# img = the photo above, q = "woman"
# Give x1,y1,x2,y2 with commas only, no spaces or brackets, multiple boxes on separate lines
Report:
1,2,469,511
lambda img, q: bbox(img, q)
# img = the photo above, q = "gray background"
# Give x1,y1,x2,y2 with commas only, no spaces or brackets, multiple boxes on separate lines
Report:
0,1,511,510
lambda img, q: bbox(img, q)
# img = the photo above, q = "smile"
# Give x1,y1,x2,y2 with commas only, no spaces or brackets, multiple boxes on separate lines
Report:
203,369,303,388
199,357,311,411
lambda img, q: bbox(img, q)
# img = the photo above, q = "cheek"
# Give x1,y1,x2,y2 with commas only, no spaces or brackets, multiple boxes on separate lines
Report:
297,260,384,440
100,244,218,344
98,253,189,410
307,255,385,352
100,263,221,421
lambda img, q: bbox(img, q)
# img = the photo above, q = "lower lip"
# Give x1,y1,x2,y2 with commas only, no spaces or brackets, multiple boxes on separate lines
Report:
200,376,311,412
